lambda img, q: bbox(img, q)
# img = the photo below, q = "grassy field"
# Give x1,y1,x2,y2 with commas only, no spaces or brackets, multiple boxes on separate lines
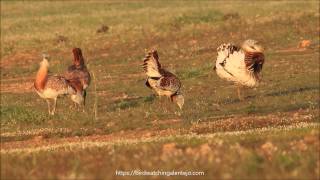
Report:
1,1,319,179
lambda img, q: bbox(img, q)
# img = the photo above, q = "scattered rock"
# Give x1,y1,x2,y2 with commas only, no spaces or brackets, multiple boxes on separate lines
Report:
293,112,300,118
96,25,109,34
296,141,308,151
143,132,153,138
259,141,277,160
223,13,240,20
185,147,195,155
55,34,68,44
161,143,183,161
304,134,318,144
199,143,211,155
290,140,308,151
188,39,197,45
298,40,311,48
162,143,177,154
106,122,115,128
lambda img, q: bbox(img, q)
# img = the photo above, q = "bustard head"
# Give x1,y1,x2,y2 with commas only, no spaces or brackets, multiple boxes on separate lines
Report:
172,93,184,110
241,39,264,53
40,54,50,67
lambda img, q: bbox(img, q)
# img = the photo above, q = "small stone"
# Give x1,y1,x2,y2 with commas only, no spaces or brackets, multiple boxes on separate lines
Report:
299,40,311,48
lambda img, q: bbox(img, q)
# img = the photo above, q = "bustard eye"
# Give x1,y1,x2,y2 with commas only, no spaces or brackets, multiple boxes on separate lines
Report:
250,46,256,50
219,59,226,67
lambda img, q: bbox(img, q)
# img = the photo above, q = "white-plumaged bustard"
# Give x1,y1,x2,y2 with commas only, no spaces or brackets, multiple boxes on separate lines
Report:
214,39,265,100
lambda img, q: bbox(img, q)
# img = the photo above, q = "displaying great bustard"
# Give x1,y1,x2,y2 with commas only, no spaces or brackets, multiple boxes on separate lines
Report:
34,55,76,115
214,39,265,100
64,48,91,111
143,50,184,109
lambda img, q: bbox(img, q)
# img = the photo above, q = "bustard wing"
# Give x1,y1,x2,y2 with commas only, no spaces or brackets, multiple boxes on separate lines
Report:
64,65,91,90
46,75,76,94
216,43,244,75
244,52,265,73
156,70,181,93
143,50,162,78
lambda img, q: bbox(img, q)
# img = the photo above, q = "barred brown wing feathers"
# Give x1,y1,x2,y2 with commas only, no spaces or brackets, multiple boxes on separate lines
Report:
66,78,83,92
66,48,91,91
64,65,79,80
228,44,241,54
217,43,240,55
157,70,181,92
64,65,91,90
77,67,91,89
45,76,72,92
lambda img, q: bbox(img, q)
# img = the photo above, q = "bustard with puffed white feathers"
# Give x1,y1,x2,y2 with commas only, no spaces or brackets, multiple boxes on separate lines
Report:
214,39,265,100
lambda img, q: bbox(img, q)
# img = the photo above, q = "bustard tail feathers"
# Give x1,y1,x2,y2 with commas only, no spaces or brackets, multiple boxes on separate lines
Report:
72,48,85,67
142,50,162,78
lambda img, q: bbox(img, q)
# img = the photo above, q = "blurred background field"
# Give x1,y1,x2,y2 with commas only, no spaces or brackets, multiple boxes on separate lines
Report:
1,1,319,179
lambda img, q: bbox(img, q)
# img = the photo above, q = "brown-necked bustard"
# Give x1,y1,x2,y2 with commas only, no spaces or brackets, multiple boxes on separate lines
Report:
143,50,184,109
214,39,265,100
34,55,76,115
64,48,91,111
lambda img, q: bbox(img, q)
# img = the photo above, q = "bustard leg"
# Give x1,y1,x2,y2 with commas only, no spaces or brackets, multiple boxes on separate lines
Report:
69,96,74,110
171,95,182,116
82,90,87,113
73,102,78,110
46,99,51,115
51,97,57,115
237,86,244,100
83,90,87,106
159,95,167,112
80,100,86,113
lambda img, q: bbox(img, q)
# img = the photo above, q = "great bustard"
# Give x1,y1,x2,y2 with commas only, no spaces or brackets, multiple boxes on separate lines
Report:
214,39,265,100
64,48,91,111
34,55,76,115
143,50,184,109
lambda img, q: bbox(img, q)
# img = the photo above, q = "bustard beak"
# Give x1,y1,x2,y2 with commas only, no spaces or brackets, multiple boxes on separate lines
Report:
172,94,184,110
242,39,264,53
40,53,50,67
42,53,50,60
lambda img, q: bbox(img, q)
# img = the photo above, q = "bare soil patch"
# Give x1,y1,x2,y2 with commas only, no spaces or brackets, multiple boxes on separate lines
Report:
1,51,39,69
0,81,34,93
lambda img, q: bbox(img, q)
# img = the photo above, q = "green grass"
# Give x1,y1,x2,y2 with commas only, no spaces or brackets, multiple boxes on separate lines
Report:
1,0,319,135
0,1,319,179
1,0,319,132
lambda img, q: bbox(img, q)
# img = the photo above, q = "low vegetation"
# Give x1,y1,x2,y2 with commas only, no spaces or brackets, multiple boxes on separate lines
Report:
1,1,319,179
